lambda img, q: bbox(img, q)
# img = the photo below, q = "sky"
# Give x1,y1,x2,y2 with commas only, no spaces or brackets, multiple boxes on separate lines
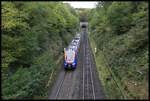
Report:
63,1,98,8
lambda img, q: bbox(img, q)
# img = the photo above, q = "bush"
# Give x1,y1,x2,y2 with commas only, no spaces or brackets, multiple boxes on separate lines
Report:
88,1,148,99
2,1,79,99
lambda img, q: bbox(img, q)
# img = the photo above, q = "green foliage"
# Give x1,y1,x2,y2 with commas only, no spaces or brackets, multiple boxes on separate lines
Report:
88,1,148,99
76,8,90,22
2,1,79,99
2,52,54,99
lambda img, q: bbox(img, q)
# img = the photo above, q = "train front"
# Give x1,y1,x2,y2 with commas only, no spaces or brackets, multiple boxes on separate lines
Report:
64,50,77,70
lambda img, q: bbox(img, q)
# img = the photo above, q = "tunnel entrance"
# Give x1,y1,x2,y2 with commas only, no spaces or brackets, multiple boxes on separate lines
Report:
80,22,88,31
81,25,86,28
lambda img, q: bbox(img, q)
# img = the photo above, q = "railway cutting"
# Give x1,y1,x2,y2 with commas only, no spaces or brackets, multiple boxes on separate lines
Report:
48,24,105,99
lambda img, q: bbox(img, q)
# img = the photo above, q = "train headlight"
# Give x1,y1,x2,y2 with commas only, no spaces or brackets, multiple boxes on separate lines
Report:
72,63,76,66
64,63,67,66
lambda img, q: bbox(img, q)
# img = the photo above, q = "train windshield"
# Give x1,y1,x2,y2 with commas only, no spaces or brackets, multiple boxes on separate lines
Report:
66,51,74,61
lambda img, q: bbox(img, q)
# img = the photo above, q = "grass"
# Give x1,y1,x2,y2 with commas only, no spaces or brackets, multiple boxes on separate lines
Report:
32,55,63,99
88,32,149,99
89,36,123,99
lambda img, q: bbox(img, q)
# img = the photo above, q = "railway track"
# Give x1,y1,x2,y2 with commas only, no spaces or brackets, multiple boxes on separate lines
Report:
81,29,96,99
49,27,105,100
54,70,74,99
55,71,67,99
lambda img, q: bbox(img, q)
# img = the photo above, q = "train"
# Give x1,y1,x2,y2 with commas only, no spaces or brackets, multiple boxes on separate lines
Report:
63,49,77,70
63,33,81,70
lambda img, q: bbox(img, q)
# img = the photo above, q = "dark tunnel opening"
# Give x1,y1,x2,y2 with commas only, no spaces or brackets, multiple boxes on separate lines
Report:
81,25,86,28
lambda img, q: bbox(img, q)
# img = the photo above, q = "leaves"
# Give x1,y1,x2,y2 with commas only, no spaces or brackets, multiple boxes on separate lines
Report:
2,1,79,99
88,1,148,99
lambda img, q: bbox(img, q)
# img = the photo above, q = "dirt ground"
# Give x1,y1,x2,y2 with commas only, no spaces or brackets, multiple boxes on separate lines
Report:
48,28,106,100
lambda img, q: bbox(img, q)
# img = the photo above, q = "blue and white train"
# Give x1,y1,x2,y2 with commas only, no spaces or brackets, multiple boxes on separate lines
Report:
63,49,77,70
63,33,81,70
